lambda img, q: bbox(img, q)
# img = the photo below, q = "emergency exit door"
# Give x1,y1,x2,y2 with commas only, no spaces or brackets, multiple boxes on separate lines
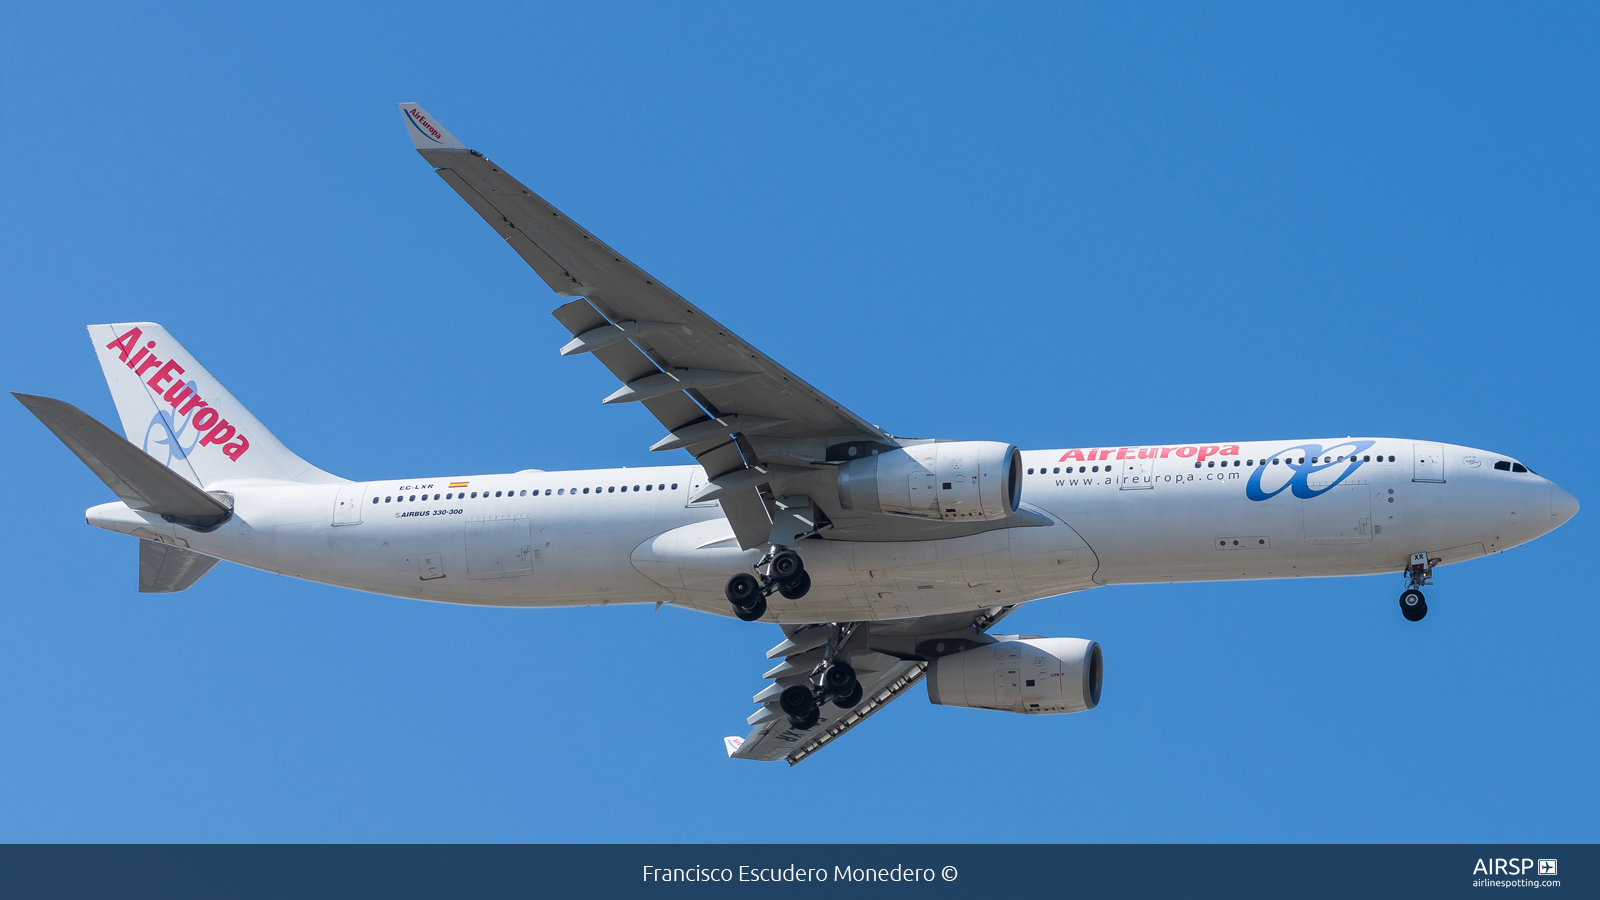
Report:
1413,443,1445,483
1118,454,1155,490
332,483,366,525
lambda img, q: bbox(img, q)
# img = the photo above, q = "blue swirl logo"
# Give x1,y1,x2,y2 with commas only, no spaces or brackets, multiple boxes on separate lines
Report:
1246,440,1377,501
142,380,201,467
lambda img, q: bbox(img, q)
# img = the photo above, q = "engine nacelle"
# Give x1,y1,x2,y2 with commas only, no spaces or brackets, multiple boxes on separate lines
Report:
927,638,1102,715
836,441,1021,522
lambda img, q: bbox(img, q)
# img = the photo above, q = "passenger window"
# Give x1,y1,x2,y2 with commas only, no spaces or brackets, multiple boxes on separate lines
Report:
1051,467,1058,474
1207,461,1215,468
385,496,391,503
1512,463,1529,473
545,489,552,495
645,484,653,491
372,497,379,504
672,483,679,490
1027,468,1035,475
608,486,615,493
1388,455,1395,462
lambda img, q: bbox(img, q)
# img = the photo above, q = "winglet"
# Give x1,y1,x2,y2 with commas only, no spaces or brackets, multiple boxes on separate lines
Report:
722,736,745,758
397,103,466,151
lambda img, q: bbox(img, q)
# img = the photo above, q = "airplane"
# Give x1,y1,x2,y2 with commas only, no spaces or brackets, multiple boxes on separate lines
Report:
15,103,1579,765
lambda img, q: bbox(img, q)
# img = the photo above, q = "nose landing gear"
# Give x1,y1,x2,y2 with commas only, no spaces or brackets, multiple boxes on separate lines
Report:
1398,552,1441,622
1399,589,1427,621
723,545,812,621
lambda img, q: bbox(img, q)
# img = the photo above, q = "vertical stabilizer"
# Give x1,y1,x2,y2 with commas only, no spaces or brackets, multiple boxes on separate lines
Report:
89,323,342,487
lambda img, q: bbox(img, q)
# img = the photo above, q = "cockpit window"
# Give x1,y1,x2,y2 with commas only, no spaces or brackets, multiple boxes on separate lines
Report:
1512,463,1530,474
1494,461,1511,471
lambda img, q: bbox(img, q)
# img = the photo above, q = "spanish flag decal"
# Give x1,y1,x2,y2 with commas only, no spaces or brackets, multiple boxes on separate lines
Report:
449,482,469,488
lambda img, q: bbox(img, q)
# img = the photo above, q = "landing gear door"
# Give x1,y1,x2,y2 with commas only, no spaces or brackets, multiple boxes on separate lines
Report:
1413,443,1445,483
1117,454,1154,490
332,483,366,525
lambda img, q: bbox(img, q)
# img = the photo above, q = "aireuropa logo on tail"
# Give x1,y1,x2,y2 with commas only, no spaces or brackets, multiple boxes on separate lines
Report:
406,107,446,143
143,378,203,466
104,328,250,462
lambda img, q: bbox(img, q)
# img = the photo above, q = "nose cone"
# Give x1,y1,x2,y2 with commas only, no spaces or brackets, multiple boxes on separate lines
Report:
1551,483,1579,529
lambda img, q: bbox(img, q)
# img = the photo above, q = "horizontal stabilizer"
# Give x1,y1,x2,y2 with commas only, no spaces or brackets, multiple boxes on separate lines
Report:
139,540,221,593
13,393,232,528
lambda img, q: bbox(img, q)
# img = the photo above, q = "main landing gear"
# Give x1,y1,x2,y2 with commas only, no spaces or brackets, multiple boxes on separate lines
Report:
1398,551,1441,622
724,546,811,622
776,625,863,729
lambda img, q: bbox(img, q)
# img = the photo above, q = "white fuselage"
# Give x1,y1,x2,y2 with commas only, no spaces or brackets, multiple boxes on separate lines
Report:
87,437,1573,624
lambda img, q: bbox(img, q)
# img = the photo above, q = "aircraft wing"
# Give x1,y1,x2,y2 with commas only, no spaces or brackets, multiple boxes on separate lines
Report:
728,605,1018,765
400,104,887,549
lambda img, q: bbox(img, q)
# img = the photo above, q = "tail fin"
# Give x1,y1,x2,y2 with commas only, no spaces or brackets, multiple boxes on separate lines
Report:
89,323,341,487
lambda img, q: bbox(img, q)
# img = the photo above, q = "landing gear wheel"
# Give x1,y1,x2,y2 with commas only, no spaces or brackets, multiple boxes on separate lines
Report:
823,662,858,696
1399,589,1427,622
727,573,766,620
733,594,767,621
779,683,817,719
726,572,760,605
833,681,864,710
770,549,803,582
787,708,820,730
777,570,812,600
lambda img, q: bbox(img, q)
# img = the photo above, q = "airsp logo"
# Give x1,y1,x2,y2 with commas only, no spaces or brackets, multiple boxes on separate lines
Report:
1472,858,1547,876
1539,859,1558,876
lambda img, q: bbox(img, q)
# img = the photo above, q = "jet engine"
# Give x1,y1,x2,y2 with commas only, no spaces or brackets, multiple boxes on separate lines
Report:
836,441,1022,522
927,638,1102,715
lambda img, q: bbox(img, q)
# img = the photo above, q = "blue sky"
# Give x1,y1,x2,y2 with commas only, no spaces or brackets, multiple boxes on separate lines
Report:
2,3,1595,842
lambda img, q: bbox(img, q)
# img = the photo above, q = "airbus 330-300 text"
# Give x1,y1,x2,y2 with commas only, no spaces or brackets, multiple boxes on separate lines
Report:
16,104,1578,764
